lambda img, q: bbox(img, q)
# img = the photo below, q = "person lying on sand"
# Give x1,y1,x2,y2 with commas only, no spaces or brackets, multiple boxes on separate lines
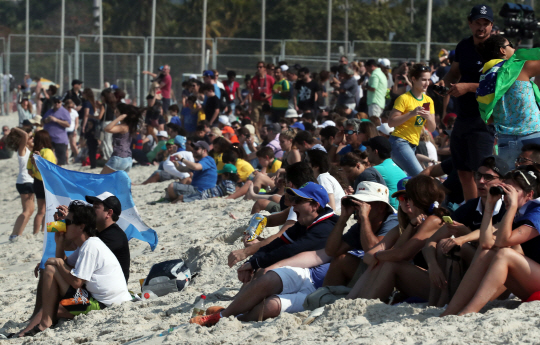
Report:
9,201,131,338
190,182,338,326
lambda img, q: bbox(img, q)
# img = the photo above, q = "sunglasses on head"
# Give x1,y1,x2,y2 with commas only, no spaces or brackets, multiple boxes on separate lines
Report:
344,129,358,135
414,64,430,72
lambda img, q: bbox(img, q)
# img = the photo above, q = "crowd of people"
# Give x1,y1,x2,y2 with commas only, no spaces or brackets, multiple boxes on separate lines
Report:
3,2,540,338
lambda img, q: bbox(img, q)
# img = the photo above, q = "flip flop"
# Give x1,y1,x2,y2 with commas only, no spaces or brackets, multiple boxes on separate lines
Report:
23,324,44,337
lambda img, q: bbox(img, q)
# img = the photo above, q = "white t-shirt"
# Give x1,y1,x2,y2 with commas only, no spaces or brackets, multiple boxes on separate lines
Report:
66,109,79,132
67,237,131,307
426,141,438,162
163,151,195,179
317,172,345,212
17,148,34,184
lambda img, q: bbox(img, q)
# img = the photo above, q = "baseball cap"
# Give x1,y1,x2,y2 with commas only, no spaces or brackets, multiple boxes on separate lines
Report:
85,192,122,217
286,182,329,208
166,138,175,145
52,96,62,103
482,155,510,177
222,126,235,135
377,123,394,136
391,176,413,198
317,120,336,129
291,122,305,131
157,130,168,138
218,163,238,174
378,58,391,68
285,109,300,118
210,127,223,137
71,79,83,86
346,181,396,213
192,140,210,151
174,135,186,150
202,70,215,78
218,115,231,126
469,5,493,22
280,65,289,72
363,136,392,156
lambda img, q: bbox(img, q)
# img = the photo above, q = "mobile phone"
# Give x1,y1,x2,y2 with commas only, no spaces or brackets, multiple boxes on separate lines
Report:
442,216,453,224
170,155,179,162
423,103,430,111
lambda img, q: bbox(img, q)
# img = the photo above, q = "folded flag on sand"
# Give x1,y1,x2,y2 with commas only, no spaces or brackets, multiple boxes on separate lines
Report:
35,156,158,268
476,48,540,123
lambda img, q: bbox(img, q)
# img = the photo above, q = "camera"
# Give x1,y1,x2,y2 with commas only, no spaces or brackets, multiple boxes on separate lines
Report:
342,197,356,208
500,3,540,39
433,84,450,95
489,186,505,196
260,92,267,98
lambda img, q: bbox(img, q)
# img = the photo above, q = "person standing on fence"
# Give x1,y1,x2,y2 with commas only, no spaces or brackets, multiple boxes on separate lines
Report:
250,62,275,130
436,4,495,201
96,89,117,161
62,79,83,113
365,59,387,118
143,65,172,113
42,97,71,165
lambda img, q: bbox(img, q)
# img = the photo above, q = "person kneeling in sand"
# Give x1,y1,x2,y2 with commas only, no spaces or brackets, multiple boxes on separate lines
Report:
190,182,338,326
13,201,131,337
166,140,218,203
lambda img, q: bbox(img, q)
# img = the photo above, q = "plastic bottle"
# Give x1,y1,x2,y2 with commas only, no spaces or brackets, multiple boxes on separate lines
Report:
46,220,66,232
191,295,206,318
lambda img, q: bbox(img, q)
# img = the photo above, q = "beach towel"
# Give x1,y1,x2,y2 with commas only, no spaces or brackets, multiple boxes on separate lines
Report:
476,48,540,122
35,155,158,269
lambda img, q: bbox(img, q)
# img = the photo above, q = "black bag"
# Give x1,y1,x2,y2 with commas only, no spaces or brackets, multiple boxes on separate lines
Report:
141,259,191,297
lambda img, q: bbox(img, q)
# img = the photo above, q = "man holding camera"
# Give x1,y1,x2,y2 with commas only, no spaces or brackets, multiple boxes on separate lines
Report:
438,5,495,202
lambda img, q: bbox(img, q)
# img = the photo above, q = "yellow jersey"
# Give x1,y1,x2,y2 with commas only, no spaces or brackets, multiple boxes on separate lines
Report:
391,91,434,146
267,158,282,174
235,158,255,182
27,148,57,181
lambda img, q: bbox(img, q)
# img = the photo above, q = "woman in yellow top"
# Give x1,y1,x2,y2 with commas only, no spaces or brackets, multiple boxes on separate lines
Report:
388,64,436,176
26,130,57,234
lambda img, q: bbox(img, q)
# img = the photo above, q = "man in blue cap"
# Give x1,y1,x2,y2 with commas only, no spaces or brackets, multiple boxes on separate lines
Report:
191,182,338,326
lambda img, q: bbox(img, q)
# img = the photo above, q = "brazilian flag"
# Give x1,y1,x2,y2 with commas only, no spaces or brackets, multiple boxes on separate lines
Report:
476,48,540,123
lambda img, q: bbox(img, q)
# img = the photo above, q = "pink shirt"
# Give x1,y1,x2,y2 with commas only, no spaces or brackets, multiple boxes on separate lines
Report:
161,74,172,98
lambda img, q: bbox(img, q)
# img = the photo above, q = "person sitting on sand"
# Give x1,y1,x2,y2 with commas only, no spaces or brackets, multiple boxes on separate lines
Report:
221,145,254,183
215,182,399,325
228,162,317,267
346,175,449,303
13,201,131,337
248,147,283,194
166,141,217,203
142,139,194,185
191,182,338,326
441,165,540,316
423,156,509,307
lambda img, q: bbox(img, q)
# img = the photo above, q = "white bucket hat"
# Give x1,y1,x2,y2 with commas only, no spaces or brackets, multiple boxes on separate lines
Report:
285,109,300,118
345,181,396,213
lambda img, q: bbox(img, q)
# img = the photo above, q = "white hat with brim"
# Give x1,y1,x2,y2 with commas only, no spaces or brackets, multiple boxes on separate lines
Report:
377,123,394,136
157,130,169,138
218,115,231,126
285,109,300,118
345,181,396,213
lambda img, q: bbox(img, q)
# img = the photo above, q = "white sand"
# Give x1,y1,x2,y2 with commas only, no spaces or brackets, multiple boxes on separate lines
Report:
0,111,539,344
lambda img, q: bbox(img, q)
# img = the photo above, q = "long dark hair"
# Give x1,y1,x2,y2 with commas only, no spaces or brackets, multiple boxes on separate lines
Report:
33,130,53,152
406,175,449,221
82,88,96,112
101,88,117,112
117,103,144,134
476,34,508,62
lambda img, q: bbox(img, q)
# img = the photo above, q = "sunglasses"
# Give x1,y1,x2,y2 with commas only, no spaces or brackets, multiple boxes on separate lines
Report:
516,156,539,165
501,41,514,49
474,171,500,182
397,194,409,202
344,130,358,135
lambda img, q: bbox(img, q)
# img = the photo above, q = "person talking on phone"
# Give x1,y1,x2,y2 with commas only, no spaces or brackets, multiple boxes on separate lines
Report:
387,64,436,176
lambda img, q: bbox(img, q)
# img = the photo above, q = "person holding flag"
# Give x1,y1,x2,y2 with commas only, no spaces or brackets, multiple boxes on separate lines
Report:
476,34,540,168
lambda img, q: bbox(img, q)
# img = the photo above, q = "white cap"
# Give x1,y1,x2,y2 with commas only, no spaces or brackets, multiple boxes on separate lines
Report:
345,181,396,213
189,74,197,80
378,58,391,68
157,130,168,138
280,65,289,72
218,115,231,126
317,120,336,128
377,123,394,136
284,109,299,118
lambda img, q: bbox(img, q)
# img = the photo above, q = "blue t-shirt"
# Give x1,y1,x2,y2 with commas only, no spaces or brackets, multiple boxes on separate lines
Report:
192,156,218,192
309,263,330,289
170,115,182,127
342,213,398,251
180,107,198,133
338,144,366,155
515,201,540,264
373,159,407,210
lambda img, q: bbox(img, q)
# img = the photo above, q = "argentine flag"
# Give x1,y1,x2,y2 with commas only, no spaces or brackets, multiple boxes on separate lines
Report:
35,156,158,268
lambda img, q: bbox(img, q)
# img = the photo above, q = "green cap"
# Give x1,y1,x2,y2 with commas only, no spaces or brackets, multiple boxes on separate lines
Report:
166,139,175,145
217,164,237,174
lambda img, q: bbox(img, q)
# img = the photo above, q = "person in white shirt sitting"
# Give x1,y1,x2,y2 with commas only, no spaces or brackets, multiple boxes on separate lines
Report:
14,201,131,338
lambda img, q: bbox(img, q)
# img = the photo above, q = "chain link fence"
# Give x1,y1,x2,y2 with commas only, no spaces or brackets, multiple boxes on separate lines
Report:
1,34,457,107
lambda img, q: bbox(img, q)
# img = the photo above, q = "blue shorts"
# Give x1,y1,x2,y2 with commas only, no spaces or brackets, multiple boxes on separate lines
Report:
105,156,133,172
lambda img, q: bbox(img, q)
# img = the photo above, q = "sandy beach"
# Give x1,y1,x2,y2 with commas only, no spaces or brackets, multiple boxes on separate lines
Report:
0,111,539,344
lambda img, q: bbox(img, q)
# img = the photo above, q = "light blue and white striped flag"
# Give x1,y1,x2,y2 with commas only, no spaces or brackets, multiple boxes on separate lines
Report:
35,156,158,268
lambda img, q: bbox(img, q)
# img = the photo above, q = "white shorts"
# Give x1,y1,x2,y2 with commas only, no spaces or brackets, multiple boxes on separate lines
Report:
368,103,383,117
272,266,316,314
